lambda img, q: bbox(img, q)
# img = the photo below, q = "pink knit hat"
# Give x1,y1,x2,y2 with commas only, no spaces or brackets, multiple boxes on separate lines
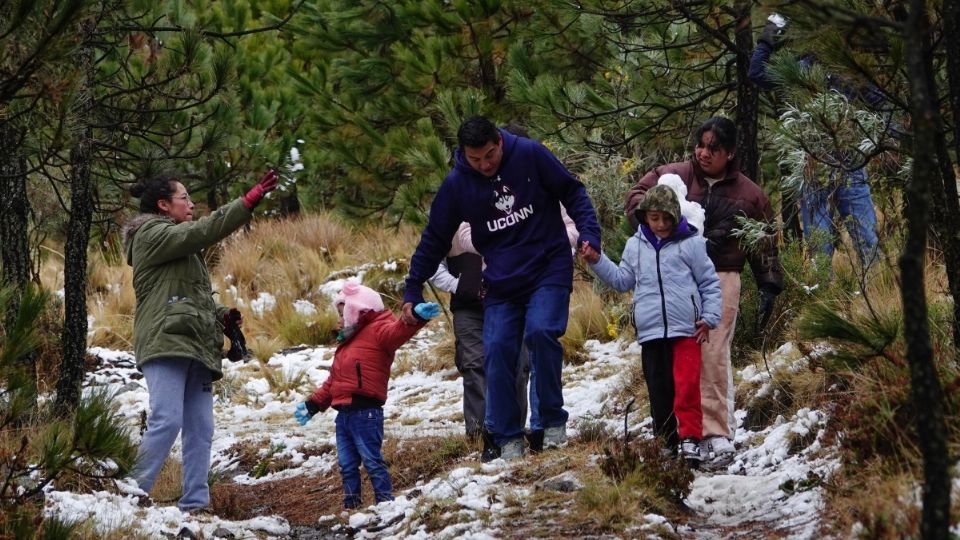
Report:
334,282,384,327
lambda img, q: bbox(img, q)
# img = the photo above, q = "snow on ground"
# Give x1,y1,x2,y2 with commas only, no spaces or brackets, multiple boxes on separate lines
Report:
45,332,838,539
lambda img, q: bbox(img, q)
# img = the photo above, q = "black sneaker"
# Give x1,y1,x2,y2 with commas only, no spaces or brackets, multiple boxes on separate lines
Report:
525,429,545,453
480,429,500,463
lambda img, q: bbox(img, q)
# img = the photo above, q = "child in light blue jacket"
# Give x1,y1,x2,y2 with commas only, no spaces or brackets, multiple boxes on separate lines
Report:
579,184,721,461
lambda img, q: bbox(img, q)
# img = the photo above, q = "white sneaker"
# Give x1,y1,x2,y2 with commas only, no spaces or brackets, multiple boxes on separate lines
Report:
500,438,525,460
701,436,735,464
543,425,568,449
680,438,703,461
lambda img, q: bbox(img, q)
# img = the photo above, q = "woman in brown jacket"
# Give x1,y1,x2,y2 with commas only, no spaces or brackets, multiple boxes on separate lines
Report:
625,117,783,466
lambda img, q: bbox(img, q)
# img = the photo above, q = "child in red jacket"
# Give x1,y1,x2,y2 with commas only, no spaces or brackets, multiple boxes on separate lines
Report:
294,282,439,509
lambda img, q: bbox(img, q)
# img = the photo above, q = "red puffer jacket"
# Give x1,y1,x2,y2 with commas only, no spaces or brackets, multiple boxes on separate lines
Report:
309,309,426,411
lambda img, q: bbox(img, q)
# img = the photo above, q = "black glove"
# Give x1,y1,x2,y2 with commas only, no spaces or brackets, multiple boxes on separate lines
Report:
224,309,248,362
759,20,787,48
757,287,777,332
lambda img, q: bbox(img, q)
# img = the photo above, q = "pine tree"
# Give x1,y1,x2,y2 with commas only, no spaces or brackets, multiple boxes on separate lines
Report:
284,0,614,223
1,284,137,536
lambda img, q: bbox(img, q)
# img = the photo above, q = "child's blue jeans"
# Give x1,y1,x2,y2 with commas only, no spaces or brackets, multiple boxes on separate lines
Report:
335,407,393,508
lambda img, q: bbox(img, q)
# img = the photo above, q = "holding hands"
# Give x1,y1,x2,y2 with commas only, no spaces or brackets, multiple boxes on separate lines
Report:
242,169,279,210
402,302,441,324
694,320,711,344
414,302,441,320
578,240,600,264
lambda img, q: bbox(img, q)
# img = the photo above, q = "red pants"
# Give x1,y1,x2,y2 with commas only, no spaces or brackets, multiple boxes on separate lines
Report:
641,336,703,445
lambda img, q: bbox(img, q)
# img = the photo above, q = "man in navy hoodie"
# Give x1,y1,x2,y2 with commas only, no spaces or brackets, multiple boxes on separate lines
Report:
401,116,602,460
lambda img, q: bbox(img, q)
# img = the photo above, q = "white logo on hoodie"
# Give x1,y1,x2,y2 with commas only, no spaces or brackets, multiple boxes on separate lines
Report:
487,184,533,232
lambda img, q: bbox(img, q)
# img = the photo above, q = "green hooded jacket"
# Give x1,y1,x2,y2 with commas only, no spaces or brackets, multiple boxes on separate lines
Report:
123,198,252,380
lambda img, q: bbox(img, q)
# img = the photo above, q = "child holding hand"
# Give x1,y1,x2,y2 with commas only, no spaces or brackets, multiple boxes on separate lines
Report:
293,282,440,508
579,184,721,462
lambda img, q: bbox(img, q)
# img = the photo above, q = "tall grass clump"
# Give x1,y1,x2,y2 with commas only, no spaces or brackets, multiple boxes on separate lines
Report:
578,438,693,531
214,214,422,349
86,249,136,350
217,215,346,299
255,359,311,398
562,281,621,364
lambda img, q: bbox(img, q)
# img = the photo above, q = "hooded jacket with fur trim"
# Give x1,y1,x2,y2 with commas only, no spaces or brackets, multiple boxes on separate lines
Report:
123,198,251,380
590,218,722,344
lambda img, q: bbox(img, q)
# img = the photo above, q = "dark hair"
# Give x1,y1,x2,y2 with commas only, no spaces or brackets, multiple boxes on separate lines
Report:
130,171,180,213
694,117,737,153
457,116,501,148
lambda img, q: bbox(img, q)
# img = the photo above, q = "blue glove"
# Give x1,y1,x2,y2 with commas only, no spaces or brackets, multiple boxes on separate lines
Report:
414,302,441,320
294,402,314,426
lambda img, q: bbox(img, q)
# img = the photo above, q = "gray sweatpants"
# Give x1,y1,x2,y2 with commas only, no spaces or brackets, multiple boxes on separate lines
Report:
131,357,214,511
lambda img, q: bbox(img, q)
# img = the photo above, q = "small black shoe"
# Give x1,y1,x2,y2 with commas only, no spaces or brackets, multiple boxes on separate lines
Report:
480,429,501,463
525,429,545,453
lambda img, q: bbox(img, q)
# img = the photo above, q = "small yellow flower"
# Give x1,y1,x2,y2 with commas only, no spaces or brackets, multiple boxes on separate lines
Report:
607,321,619,340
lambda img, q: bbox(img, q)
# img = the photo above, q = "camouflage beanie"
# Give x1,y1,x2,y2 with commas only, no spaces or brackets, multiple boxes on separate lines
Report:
636,184,681,224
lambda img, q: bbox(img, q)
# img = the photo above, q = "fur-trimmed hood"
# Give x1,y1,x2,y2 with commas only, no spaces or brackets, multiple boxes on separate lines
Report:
123,213,169,265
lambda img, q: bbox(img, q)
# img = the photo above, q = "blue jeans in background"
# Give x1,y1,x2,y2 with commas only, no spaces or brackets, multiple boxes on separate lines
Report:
483,285,570,447
335,407,393,508
800,166,879,268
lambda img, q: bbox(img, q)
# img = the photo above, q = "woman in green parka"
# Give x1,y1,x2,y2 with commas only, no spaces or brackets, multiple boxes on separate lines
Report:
123,169,277,513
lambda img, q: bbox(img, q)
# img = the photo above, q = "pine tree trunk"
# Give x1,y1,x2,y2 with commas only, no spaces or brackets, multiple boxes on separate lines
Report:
467,21,501,102
0,119,32,316
55,21,96,417
901,1,951,537
733,1,759,183
939,0,960,356
0,116,37,401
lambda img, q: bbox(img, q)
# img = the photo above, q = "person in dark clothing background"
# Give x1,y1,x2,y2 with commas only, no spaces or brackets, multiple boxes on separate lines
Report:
748,14,881,271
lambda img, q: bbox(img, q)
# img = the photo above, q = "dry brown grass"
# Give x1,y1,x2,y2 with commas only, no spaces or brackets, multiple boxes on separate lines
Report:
216,214,349,297
214,215,422,349
394,328,456,375
86,250,136,350
147,458,183,504
822,458,921,539
562,281,619,364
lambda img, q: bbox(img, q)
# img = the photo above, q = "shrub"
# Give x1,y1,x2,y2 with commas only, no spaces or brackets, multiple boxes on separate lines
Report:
580,437,693,529
1,286,138,537
256,358,311,397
